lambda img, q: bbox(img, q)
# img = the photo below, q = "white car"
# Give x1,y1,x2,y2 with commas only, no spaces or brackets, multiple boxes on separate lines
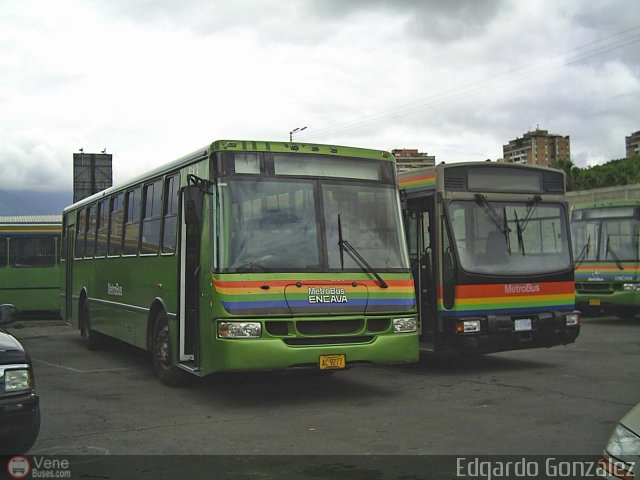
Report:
600,402,640,479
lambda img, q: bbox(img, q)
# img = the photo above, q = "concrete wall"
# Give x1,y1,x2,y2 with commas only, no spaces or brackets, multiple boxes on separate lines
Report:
566,183,640,206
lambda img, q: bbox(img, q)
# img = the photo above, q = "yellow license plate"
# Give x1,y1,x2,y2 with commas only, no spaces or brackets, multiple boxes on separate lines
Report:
319,354,346,370
589,298,601,306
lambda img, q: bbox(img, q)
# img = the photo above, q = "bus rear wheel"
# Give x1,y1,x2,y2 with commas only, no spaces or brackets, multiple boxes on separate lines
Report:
152,313,191,387
80,299,103,351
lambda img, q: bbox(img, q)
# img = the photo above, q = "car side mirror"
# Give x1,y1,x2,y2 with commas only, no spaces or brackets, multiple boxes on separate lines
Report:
0,304,17,326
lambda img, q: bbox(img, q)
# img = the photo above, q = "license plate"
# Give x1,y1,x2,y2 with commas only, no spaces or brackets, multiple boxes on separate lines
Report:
514,318,532,332
319,354,346,370
589,298,601,306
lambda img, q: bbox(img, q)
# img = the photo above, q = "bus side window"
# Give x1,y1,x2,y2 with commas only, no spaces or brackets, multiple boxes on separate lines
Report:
85,204,97,259
162,174,178,254
0,238,6,267
141,180,163,255
108,194,124,256
96,200,109,257
75,209,86,259
10,237,56,267
124,188,141,255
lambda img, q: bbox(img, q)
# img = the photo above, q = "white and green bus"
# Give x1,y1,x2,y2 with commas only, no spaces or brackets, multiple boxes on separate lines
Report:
61,140,418,385
572,199,640,319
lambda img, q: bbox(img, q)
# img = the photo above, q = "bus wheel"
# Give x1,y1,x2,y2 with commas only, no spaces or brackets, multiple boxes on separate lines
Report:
80,299,103,351
616,307,638,320
152,313,191,387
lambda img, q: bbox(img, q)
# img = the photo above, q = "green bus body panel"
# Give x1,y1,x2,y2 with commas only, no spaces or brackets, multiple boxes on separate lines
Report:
574,261,640,308
0,217,61,313
63,140,418,376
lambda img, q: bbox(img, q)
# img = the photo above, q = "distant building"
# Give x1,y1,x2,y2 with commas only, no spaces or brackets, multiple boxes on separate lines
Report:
500,128,570,167
625,130,640,157
73,151,113,203
392,149,436,173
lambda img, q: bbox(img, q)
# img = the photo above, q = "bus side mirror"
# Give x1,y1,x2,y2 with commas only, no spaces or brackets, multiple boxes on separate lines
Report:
0,304,17,326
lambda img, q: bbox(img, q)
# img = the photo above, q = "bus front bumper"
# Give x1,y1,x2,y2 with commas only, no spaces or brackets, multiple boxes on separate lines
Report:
199,333,419,375
442,312,580,354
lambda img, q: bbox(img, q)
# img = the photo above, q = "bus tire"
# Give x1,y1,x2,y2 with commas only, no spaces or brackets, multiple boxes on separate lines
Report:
152,313,191,387
80,299,103,351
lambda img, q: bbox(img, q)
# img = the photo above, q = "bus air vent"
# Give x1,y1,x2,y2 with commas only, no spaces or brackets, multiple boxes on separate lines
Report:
284,336,374,346
444,172,466,191
297,319,363,335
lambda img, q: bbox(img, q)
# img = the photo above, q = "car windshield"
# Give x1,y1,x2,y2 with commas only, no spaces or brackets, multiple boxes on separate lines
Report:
220,178,408,272
446,199,571,275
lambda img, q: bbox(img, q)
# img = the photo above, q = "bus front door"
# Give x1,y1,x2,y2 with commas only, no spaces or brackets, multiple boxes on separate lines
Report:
407,206,437,348
178,184,204,365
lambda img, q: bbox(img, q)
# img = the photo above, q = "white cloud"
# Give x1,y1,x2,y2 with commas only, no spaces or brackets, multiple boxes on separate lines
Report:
0,0,638,194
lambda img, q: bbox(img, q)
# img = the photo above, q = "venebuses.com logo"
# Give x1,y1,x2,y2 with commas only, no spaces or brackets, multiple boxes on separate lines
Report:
6,456,71,479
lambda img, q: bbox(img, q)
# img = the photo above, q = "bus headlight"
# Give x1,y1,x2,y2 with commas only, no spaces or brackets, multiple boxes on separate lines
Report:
392,317,417,333
4,368,32,392
565,313,580,326
623,283,640,292
218,322,262,339
455,320,481,333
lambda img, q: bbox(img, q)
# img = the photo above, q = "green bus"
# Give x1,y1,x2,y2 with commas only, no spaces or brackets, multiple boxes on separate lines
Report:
61,140,418,385
0,216,62,316
571,200,640,319
398,162,580,355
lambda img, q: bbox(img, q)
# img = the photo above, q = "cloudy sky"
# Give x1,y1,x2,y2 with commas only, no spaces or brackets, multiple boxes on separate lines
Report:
1,0,639,192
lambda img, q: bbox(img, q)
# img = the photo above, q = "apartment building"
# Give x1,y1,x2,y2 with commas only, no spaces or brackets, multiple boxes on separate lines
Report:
501,128,570,167
625,130,640,157
392,148,436,173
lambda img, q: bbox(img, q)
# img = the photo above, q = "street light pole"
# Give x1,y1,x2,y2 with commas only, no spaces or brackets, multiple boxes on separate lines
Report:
289,126,307,142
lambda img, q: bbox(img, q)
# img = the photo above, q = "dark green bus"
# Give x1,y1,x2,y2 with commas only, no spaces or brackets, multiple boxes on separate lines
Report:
62,140,418,385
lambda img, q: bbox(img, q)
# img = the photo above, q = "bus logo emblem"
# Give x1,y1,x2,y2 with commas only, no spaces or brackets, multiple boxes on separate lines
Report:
107,283,124,296
308,287,348,304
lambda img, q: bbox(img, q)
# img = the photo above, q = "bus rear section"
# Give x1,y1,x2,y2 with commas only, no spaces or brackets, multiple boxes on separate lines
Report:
571,201,640,320
0,216,61,316
399,162,580,355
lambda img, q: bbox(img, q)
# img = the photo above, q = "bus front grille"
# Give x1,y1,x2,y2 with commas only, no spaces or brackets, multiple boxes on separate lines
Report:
284,336,374,346
296,319,363,335
576,283,613,293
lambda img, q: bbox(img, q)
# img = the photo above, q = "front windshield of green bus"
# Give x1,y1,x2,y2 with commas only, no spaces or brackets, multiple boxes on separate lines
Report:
572,217,639,262
571,220,600,262
220,178,408,272
446,200,571,275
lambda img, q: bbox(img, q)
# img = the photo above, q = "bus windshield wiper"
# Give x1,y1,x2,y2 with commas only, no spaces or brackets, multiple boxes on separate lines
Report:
574,234,590,268
606,235,624,270
518,195,542,234
475,194,511,246
338,215,388,288
514,209,525,255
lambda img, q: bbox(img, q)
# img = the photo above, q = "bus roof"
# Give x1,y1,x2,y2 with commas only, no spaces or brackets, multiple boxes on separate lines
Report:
398,161,565,196
64,140,393,214
0,215,62,225
571,198,640,211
